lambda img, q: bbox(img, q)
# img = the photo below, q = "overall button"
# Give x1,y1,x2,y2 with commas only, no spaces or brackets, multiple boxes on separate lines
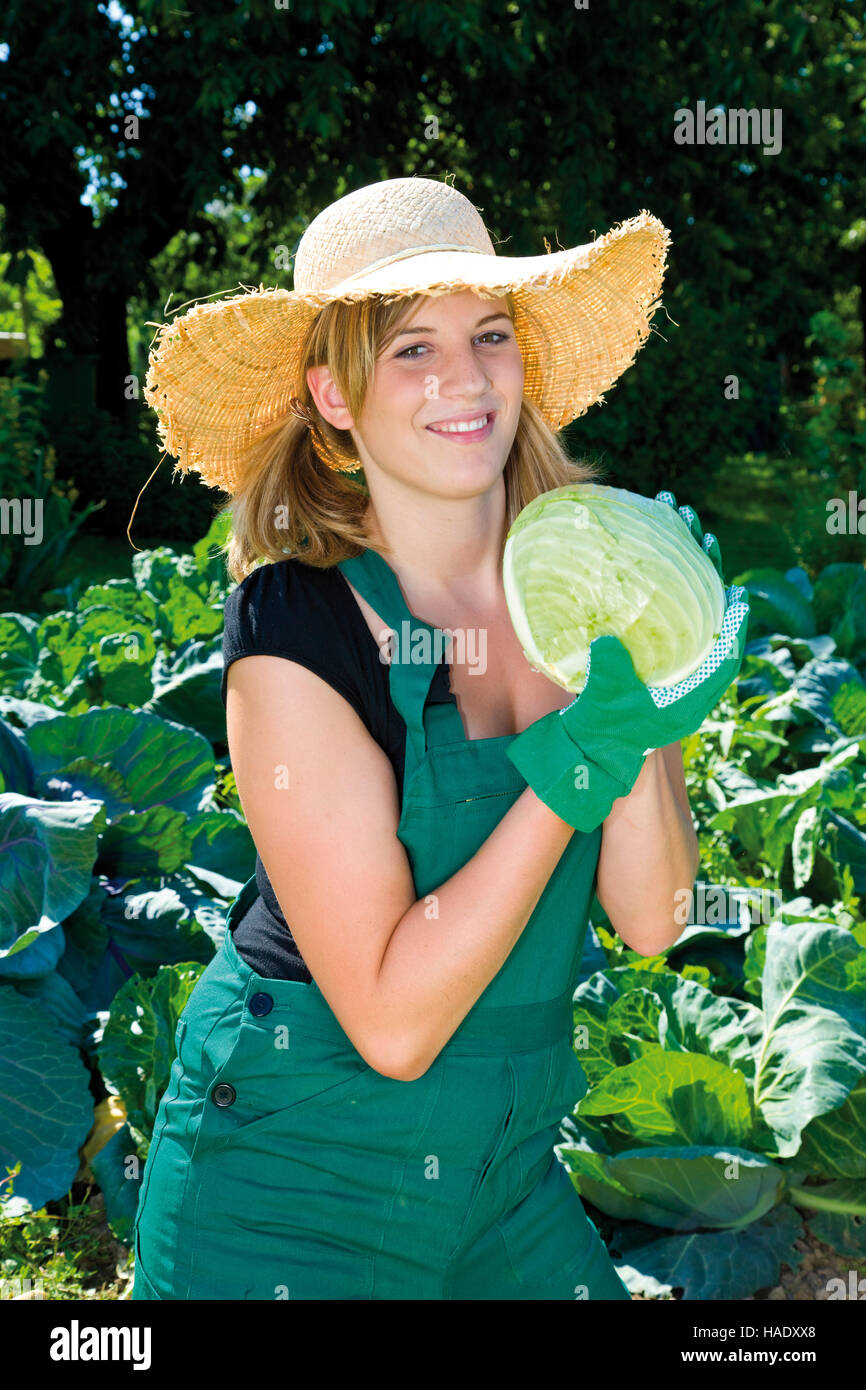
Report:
249,992,274,1017
212,1083,237,1107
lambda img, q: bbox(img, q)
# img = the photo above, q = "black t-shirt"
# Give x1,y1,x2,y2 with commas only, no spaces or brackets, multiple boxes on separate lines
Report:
220,556,454,981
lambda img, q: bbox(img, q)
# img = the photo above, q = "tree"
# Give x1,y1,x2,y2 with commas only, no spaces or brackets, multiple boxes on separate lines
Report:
1,0,863,507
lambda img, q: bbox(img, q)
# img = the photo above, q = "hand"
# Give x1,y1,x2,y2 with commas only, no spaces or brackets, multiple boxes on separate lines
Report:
565,490,750,756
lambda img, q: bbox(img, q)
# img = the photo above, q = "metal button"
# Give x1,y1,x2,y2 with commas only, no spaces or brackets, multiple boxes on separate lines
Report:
212,1083,236,1107
249,992,274,1017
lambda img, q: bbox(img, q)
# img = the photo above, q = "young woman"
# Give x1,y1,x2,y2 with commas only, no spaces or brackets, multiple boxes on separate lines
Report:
132,176,748,1300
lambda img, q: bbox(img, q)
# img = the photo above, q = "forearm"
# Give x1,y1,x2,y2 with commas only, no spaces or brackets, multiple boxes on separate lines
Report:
374,786,574,1080
595,742,700,956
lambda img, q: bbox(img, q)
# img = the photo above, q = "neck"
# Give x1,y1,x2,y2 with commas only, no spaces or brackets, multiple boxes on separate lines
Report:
363,479,508,615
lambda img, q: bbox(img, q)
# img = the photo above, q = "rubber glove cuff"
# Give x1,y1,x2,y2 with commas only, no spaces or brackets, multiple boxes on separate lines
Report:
506,706,647,833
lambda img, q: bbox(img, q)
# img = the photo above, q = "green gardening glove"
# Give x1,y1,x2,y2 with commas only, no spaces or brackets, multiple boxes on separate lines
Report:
506,490,750,832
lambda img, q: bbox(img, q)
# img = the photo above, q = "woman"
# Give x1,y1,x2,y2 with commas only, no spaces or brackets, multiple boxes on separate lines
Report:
132,175,748,1300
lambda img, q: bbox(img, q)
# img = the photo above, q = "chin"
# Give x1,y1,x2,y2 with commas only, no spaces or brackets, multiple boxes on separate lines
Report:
422,441,508,478
430,462,508,498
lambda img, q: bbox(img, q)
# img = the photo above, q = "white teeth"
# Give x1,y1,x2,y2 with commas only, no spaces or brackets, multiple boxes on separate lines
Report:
430,414,490,434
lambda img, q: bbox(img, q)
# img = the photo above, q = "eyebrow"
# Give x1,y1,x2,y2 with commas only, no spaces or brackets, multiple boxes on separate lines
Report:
393,312,512,337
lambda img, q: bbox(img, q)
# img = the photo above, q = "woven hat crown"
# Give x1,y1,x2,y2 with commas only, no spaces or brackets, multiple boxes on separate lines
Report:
293,177,495,294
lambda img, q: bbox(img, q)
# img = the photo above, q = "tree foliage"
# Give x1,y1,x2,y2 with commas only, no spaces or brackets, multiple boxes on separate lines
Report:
0,0,863,525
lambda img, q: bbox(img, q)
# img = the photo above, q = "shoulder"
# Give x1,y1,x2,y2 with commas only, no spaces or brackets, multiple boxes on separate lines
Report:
226,553,310,619
223,555,352,658
221,557,382,717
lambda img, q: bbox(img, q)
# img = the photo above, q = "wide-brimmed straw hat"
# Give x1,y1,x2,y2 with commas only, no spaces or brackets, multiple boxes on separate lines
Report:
143,175,671,494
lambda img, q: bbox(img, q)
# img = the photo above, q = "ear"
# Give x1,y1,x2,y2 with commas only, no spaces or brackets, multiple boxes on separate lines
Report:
306,365,355,431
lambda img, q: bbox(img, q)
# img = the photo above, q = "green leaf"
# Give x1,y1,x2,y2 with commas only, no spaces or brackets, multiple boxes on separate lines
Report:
805,1206,866,1260
13,970,88,1047
0,696,64,729
0,794,106,960
100,879,218,977
0,716,34,796
97,806,194,878
557,1140,783,1230
88,1122,143,1244
147,640,225,743
132,549,224,635
98,962,205,1153
784,566,813,602
650,972,762,1082
571,970,623,1085
797,1079,866,1179
97,629,157,706
577,1047,755,1149
605,989,665,1065
0,987,94,1208
823,810,866,893
788,1176,866,1216
0,614,41,689
157,589,223,646
185,809,256,887
812,564,866,661
831,681,866,738
608,1203,804,1301
0,925,66,981
754,922,866,1157
76,579,158,628
791,658,866,735
25,707,214,818
708,778,818,875
55,879,109,1002
735,568,816,639
33,756,132,819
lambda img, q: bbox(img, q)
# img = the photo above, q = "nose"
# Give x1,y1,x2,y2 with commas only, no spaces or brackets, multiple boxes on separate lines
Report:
434,341,494,402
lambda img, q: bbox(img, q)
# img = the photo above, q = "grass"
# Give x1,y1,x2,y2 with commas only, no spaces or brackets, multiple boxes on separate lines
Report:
0,1179,134,1301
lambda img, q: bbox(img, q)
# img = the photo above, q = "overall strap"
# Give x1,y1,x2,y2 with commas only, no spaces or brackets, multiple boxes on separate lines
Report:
337,548,464,778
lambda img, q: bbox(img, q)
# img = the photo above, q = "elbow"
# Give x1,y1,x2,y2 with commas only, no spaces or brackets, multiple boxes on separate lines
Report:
397,1055,435,1083
385,1046,435,1083
373,1060,430,1084
618,926,684,957
614,890,698,956
600,829,700,958
611,875,701,957
364,1034,431,1083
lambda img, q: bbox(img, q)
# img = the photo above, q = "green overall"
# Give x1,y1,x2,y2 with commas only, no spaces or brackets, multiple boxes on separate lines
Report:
131,547,632,1301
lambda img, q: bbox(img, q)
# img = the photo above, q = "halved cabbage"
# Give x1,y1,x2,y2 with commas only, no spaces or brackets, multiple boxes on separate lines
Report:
502,483,726,693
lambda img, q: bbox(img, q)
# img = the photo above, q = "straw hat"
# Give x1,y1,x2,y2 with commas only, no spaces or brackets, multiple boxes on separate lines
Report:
143,175,672,494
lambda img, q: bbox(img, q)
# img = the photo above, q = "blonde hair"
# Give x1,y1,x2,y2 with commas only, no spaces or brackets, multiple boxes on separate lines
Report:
216,291,607,584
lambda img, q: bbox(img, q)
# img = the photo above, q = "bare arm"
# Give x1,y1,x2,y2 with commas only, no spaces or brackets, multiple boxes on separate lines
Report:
226,656,575,1082
595,742,700,957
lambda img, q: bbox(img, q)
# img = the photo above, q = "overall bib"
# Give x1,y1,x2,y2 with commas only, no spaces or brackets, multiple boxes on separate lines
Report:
132,548,632,1301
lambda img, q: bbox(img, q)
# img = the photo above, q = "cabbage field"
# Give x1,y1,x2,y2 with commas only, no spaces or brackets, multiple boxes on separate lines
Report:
0,515,865,1301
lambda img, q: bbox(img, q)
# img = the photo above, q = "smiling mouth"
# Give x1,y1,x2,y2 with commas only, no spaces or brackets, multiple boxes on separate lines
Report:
426,412,495,438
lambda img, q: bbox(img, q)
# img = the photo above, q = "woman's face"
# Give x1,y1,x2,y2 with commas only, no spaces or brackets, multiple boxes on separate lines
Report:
351,290,525,500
